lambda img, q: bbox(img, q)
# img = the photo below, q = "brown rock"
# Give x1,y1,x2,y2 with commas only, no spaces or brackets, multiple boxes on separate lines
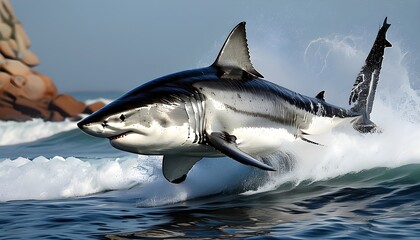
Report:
0,107,32,122
21,49,40,66
15,22,31,48
7,39,17,52
3,82,24,99
10,75,26,88
0,40,16,59
48,111,64,122
2,0,16,18
1,88,17,105
21,73,46,101
0,22,12,40
0,72,11,91
83,101,105,114
2,59,31,76
49,94,86,117
0,97,12,107
14,29,27,60
13,97,50,119
0,5,9,22
0,53,6,65
0,0,93,122
36,73,57,99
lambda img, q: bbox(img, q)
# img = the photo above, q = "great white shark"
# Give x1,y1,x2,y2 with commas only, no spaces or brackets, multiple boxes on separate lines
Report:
78,18,392,183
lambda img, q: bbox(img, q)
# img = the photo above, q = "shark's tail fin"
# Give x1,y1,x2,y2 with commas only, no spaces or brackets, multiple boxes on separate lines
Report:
349,17,392,133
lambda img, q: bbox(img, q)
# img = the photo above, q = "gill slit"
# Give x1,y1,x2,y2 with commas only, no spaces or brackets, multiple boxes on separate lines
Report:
184,92,206,144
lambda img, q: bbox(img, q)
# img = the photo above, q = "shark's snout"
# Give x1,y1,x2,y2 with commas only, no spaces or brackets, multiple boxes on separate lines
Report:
77,119,87,130
78,112,136,141
77,116,97,134
77,116,113,138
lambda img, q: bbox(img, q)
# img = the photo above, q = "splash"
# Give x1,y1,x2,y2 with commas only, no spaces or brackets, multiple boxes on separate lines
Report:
0,119,77,146
0,155,158,201
0,154,255,203
134,158,254,206
304,35,362,76
244,35,420,195
85,98,113,106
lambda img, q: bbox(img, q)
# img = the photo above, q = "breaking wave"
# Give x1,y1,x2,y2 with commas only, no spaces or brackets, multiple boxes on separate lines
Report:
2,35,420,205
0,119,77,146
0,155,158,201
0,98,111,146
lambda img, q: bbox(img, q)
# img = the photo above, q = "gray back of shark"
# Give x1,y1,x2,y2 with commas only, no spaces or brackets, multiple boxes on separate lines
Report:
78,19,391,183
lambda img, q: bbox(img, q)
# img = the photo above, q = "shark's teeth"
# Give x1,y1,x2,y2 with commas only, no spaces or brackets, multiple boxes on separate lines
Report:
109,132,128,140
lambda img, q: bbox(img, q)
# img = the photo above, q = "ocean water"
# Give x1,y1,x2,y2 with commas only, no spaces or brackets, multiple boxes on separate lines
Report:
1,38,420,239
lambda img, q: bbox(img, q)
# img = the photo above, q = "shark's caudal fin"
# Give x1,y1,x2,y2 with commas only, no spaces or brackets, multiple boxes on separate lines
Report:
212,22,263,79
349,17,392,133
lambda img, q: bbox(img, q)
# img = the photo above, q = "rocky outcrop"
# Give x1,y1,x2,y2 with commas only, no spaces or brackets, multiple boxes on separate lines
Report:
0,0,105,122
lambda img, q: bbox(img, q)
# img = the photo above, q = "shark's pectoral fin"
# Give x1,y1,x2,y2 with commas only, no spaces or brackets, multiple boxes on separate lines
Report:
162,155,202,184
298,130,324,146
207,132,276,171
300,136,323,146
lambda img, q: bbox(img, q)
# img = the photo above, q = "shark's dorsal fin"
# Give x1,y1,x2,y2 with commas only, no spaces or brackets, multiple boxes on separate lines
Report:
315,90,325,101
212,22,263,79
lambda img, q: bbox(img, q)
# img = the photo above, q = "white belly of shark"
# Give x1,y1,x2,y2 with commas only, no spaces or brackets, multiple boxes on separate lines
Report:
109,121,191,155
205,97,296,154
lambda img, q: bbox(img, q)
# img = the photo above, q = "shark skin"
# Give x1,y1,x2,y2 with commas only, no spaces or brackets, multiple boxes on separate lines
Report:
78,19,391,183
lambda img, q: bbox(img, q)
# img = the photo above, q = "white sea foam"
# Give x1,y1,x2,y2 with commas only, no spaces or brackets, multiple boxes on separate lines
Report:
242,37,420,195
133,158,253,206
0,154,252,202
0,155,159,201
0,119,77,146
0,98,110,146
85,98,113,105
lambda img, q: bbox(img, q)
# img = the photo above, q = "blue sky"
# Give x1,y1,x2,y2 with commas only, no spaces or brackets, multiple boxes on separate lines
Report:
10,0,420,95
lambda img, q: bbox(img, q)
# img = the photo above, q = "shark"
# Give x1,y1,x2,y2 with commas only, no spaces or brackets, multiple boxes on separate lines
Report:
78,18,391,183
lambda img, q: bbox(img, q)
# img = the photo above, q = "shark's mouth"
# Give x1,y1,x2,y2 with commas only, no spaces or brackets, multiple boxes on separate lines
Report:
108,132,130,141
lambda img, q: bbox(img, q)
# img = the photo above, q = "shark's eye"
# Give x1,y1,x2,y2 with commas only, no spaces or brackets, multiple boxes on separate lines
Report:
119,114,126,122
101,120,108,128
